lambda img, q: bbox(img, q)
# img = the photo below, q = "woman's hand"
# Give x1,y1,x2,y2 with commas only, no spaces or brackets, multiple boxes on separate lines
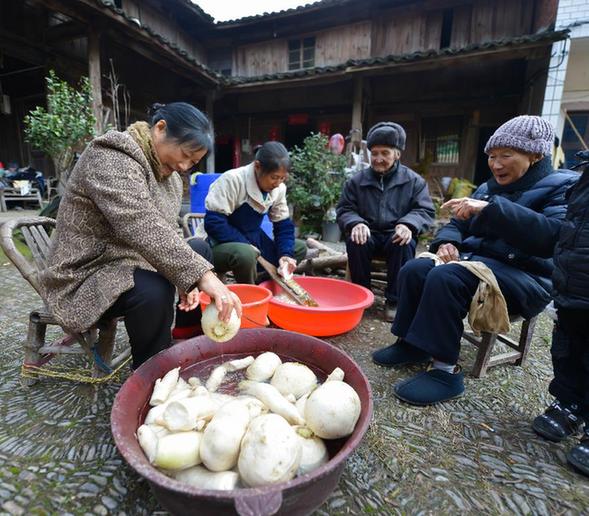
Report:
351,223,371,245
197,271,242,322
392,223,413,246
442,198,489,220
178,288,200,312
436,243,460,263
278,256,297,279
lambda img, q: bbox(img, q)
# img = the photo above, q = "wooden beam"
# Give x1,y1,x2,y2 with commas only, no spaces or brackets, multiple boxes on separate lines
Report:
87,27,103,134
351,76,363,142
45,21,86,43
206,92,216,173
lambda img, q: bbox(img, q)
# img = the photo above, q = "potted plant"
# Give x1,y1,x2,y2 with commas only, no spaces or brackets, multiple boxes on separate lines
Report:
289,133,347,241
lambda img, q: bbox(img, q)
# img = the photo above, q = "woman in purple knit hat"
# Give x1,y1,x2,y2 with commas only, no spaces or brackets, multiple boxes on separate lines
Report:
371,115,578,406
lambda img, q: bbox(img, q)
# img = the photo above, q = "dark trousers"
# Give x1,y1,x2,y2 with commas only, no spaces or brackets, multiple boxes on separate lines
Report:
392,257,545,364
102,268,175,369
549,308,589,420
174,238,214,329
345,231,416,303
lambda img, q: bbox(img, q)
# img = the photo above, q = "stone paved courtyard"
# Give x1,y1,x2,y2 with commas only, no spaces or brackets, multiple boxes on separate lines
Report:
1,249,589,514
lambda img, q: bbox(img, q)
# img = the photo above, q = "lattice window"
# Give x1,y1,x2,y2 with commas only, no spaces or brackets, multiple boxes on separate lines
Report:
288,37,315,71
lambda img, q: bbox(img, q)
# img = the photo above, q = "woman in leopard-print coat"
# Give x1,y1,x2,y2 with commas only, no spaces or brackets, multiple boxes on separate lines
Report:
41,103,241,368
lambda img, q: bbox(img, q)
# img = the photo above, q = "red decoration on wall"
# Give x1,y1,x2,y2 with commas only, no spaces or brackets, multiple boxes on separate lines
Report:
287,114,309,125
269,126,280,141
318,121,331,135
232,138,241,168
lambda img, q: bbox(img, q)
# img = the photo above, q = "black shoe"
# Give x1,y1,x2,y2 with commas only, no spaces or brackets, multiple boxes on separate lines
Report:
567,429,589,477
532,400,584,442
372,339,431,368
393,366,464,406
384,301,396,322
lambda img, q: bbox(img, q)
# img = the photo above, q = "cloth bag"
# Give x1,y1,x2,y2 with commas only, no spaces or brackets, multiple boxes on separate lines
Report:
417,252,510,335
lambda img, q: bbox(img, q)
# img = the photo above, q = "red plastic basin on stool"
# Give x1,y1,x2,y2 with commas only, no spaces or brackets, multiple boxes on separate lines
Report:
111,328,373,516
200,283,272,329
259,276,374,336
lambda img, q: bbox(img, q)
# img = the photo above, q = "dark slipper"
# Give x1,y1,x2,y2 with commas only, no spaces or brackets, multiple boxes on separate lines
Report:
567,433,589,477
532,401,584,442
393,367,464,406
372,339,431,367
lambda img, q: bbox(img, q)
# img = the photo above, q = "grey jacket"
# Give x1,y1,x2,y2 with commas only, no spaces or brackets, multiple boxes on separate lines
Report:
336,163,435,236
40,130,213,333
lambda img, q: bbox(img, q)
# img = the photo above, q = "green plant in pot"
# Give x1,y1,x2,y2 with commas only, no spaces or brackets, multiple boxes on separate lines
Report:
289,133,347,238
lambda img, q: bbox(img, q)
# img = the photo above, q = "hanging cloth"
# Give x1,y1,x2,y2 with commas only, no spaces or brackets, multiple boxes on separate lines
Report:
417,252,511,335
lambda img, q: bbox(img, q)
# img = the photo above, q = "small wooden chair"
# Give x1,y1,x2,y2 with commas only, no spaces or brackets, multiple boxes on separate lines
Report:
463,315,538,378
0,217,131,385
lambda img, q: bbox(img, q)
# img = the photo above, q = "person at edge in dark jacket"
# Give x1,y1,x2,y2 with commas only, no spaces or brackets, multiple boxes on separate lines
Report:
371,115,578,406
200,141,306,285
336,122,435,322
532,150,589,477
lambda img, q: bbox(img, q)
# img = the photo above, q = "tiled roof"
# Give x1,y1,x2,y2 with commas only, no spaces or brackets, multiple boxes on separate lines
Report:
213,0,354,26
224,29,569,86
94,0,221,84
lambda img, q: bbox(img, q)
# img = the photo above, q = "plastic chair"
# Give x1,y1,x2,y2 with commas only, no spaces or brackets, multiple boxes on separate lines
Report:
0,217,130,385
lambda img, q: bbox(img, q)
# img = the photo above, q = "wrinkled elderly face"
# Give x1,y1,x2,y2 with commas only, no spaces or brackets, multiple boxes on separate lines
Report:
255,162,288,193
487,147,541,186
370,145,400,174
152,120,208,177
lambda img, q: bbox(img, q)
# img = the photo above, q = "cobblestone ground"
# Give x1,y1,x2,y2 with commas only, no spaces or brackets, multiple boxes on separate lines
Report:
1,262,589,515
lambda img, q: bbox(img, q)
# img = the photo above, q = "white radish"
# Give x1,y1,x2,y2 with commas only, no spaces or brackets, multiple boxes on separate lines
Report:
205,365,227,392
246,352,282,381
238,414,302,487
153,431,203,470
162,395,217,432
271,362,317,399
201,304,240,342
295,391,311,419
305,380,361,439
174,466,239,491
225,356,255,371
137,424,158,464
200,399,253,472
150,367,180,406
296,428,329,476
239,380,304,425
326,367,345,382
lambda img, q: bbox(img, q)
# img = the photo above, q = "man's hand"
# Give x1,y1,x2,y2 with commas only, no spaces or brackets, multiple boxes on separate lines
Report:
178,288,199,312
351,223,371,245
392,223,412,246
441,197,489,220
436,243,460,263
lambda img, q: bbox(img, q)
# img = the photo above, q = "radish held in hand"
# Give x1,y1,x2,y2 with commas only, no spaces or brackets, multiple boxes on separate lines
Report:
201,304,240,343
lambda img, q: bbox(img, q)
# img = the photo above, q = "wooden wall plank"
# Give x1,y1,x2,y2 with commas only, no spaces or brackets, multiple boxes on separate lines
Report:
315,21,371,66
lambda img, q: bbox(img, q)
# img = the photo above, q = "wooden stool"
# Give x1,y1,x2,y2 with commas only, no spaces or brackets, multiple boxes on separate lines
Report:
463,315,538,378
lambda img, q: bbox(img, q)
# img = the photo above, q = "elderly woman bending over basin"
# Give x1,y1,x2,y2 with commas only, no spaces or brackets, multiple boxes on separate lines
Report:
371,115,578,406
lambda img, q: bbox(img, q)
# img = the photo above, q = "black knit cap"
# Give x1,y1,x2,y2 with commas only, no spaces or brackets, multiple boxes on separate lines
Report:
366,122,406,151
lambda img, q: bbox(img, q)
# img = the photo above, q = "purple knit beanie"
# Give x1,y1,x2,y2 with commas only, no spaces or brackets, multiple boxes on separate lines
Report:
484,115,554,155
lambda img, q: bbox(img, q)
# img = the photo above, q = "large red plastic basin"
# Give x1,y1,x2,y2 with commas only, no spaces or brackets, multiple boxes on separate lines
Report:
200,284,272,329
259,276,374,336
111,329,373,516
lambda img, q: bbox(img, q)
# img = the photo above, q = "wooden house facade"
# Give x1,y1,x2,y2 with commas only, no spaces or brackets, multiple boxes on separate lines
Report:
0,0,564,185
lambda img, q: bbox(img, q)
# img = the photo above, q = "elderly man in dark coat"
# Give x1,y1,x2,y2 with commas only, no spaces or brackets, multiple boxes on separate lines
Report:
336,122,435,321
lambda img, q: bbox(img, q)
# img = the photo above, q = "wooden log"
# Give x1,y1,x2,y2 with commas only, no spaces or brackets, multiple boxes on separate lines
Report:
306,237,343,256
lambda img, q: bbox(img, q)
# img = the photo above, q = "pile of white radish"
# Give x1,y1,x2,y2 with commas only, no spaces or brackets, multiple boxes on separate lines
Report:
137,351,361,491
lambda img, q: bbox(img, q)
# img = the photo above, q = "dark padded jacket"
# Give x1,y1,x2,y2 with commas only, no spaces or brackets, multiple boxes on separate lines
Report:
430,158,578,316
336,163,435,236
553,167,589,309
